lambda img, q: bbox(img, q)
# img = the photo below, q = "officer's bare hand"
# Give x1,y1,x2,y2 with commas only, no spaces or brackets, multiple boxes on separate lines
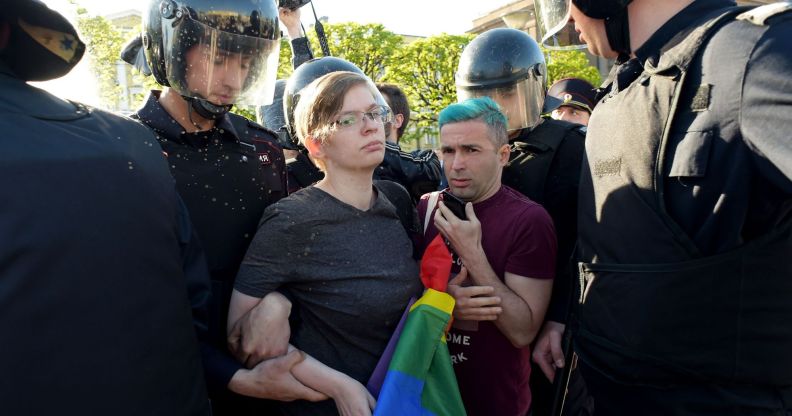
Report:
278,7,302,39
532,320,566,382
447,267,502,321
228,291,292,368
228,349,327,402
434,201,483,263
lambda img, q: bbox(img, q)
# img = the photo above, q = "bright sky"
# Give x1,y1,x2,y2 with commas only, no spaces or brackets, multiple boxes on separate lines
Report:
34,0,517,106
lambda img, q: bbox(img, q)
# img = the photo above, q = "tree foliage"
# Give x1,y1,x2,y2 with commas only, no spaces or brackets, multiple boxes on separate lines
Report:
382,34,474,145
544,48,602,87
276,37,295,80
75,10,124,109
305,22,404,81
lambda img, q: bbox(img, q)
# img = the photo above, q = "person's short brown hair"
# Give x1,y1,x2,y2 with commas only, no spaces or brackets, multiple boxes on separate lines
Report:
376,83,410,139
294,71,378,145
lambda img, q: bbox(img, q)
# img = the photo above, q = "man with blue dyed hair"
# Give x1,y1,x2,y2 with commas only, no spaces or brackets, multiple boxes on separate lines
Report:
418,97,557,416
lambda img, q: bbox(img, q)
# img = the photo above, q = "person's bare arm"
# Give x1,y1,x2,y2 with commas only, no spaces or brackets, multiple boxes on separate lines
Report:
435,201,552,347
226,349,327,401
288,346,376,416
279,6,303,40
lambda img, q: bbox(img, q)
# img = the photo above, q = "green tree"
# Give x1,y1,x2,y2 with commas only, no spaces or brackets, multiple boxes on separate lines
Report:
382,33,474,146
75,9,124,109
277,37,295,80
543,48,602,87
305,22,403,81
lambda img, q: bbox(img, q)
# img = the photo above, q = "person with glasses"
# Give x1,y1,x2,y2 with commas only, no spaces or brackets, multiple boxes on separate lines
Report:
228,71,423,416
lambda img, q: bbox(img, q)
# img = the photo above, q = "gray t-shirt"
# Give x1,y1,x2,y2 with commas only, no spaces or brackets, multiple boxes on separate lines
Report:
235,185,421,415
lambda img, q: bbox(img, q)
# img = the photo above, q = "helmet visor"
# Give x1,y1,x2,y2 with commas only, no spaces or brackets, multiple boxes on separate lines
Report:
162,17,280,106
457,78,545,133
534,0,586,50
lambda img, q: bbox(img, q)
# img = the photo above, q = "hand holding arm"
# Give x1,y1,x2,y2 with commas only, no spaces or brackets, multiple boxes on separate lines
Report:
228,290,292,368
227,349,327,401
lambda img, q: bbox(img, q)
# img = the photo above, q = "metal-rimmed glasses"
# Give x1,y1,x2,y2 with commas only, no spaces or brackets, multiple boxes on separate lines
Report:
332,105,393,129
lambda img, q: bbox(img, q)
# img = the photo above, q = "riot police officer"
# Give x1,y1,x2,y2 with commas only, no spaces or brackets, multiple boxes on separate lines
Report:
455,27,586,415
1,0,209,413
534,0,792,414
547,77,597,126
124,0,325,413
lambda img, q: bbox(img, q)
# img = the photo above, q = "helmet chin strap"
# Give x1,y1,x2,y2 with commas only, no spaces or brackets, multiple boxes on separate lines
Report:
604,9,632,62
184,96,233,121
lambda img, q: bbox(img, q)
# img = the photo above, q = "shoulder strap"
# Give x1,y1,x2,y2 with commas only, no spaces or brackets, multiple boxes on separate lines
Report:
423,191,440,236
374,179,417,234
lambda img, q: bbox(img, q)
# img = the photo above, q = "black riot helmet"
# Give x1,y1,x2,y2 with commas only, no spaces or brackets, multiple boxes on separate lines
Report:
283,56,386,141
535,0,632,58
141,0,281,119
2,0,86,81
456,28,553,133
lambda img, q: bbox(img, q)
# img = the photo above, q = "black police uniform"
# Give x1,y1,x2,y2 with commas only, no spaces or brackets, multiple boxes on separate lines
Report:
575,1,792,414
0,64,210,415
501,117,586,416
375,142,442,202
134,91,287,413
503,118,586,324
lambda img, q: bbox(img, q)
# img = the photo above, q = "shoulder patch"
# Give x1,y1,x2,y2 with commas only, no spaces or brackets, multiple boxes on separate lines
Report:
737,2,792,26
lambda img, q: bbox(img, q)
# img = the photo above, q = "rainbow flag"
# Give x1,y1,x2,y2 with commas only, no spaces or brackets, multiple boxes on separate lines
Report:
373,236,466,416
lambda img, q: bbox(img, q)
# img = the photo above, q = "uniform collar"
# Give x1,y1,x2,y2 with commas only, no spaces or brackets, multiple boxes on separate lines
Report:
634,0,736,68
135,90,241,146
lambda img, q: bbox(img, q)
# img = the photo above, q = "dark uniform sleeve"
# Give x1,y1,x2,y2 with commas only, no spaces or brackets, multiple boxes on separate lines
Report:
290,37,314,69
543,127,586,324
376,143,443,201
739,14,792,193
176,196,244,394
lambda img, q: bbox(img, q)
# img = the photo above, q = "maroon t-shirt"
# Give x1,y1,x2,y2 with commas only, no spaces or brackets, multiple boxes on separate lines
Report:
418,185,557,416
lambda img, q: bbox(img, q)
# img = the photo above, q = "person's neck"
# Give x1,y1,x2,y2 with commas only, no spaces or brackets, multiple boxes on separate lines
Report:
628,0,695,57
159,88,216,132
316,168,375,211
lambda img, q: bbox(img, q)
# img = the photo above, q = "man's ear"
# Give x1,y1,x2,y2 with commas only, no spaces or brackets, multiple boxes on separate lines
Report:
498,143,510,166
